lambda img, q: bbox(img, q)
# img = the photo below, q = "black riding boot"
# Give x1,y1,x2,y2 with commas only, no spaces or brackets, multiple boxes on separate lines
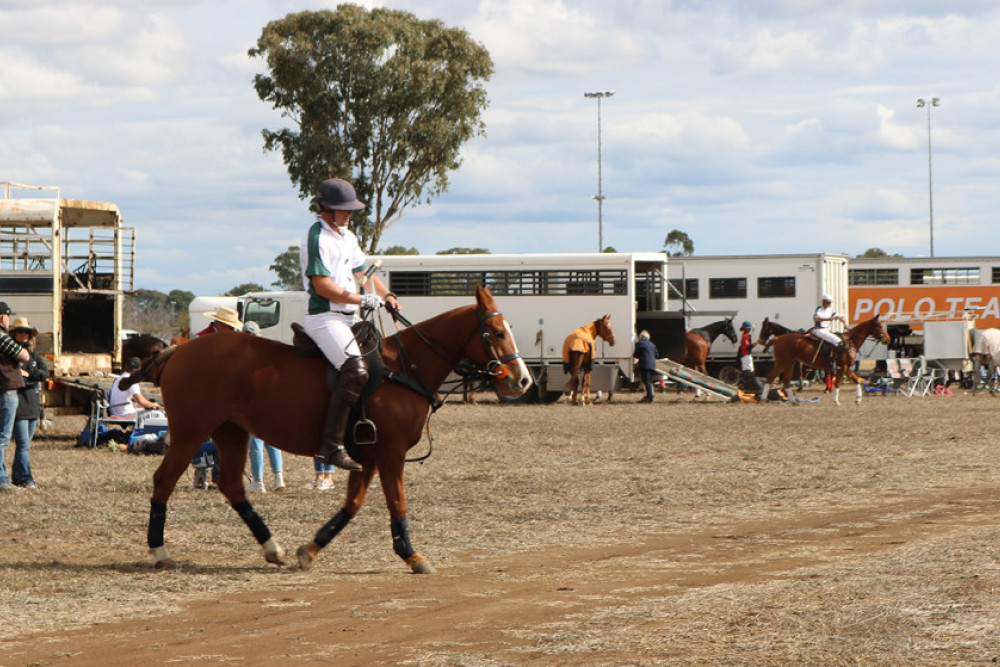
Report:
316,357,369,471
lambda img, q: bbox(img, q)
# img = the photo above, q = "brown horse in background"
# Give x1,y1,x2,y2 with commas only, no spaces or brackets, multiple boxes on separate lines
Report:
562,315,616,405
127,285,532,573
121,334,167,366
679,318,738,374
763,315,889,406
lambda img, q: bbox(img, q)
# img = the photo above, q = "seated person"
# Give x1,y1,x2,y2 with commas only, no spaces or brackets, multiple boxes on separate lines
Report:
109,357,163,418
100,357,164,450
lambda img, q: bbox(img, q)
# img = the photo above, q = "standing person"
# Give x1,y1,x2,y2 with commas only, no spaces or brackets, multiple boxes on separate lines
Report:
633,331,659,403
300,177,400,471
188,307,241,488
310,459,336,491
738,321,756,375
197,306,241,336
242,321,285,493
10,317,47,489
0,302,29,493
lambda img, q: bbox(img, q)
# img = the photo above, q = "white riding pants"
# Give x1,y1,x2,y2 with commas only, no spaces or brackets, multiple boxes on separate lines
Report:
812,327,841,346
740,354,755,372
303,311,361,369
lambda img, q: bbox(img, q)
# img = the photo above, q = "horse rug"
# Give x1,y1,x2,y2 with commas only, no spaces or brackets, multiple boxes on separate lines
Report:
562,323,596,364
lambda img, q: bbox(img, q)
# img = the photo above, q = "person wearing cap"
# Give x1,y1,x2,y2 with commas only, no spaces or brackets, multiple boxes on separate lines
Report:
633,330,659,403
299,177,400,471
108,357,163,419
811,295,847,353
738,320,756,375
197,306,242,337
0,302,30,493
10,317,47,489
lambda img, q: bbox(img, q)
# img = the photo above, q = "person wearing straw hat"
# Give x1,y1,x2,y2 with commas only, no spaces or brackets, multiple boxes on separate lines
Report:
299,177,400,471
241,321,286,493
0,302,30,493
10,316,47,489
197,306,242,337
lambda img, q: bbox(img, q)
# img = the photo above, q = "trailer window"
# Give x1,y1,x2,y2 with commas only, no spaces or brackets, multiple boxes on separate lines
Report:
709,278,746,299
388,269,627,296
910,267,979,285
757,276,795,298
849,268,898,286
992,267,1000,284
668,278,698,299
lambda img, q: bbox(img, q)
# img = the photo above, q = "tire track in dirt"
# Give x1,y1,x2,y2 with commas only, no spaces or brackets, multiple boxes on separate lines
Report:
11,486,1000,666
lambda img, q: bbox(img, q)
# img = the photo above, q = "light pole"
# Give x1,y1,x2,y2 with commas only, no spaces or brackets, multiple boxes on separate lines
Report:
584,91,614,252
916,97,940,257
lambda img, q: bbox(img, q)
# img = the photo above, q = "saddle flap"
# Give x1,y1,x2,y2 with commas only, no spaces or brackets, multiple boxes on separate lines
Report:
291,322,323,357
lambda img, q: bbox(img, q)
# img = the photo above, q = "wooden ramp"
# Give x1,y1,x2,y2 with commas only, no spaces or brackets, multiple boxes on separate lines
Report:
655,359,740,401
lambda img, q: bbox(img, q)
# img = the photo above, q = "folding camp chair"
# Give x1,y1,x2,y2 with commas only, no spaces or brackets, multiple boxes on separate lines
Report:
88,390,137,448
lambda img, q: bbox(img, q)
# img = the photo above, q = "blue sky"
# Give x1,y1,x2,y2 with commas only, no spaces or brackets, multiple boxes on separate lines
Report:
3,1,998,296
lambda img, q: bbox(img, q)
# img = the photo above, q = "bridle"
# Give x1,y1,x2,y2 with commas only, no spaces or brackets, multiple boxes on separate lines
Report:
380,305,523,410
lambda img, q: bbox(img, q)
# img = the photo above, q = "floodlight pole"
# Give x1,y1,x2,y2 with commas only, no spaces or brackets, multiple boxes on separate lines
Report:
585,91,614,252
917,97,940,257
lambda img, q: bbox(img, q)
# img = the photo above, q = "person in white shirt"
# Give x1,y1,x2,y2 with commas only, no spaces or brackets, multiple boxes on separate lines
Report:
811,295,847,348
108,357,162,418
299,178,399,471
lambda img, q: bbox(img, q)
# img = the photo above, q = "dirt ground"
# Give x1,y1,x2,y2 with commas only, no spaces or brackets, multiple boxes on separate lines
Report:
3,387,1000,665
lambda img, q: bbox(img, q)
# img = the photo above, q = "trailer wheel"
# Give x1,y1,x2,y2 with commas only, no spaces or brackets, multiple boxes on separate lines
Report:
719,365,741,385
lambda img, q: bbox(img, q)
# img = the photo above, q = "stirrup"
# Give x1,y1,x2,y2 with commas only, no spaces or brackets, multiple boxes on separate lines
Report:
353,418,377,446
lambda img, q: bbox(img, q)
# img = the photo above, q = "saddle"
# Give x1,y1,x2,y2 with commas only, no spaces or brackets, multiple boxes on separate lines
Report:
290,321,385,458
806,329,845,368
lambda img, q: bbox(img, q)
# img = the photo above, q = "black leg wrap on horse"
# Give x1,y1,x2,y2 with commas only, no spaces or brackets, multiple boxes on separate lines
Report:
232,500,271,545
148,498,167,549
391,516,416,560
314,508,352,548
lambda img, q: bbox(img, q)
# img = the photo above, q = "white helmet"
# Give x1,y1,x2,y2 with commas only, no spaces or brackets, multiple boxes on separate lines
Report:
821,294,832,303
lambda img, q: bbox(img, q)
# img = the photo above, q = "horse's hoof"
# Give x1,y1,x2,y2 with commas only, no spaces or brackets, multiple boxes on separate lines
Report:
297,543,319,571
263,538,286,566
406,553,436,574
150,546,174,569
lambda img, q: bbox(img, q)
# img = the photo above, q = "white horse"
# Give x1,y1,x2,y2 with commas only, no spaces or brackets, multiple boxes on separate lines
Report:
970,328,1000,395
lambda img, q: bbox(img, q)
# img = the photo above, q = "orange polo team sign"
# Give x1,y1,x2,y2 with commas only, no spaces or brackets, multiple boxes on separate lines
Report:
850,286,1000,328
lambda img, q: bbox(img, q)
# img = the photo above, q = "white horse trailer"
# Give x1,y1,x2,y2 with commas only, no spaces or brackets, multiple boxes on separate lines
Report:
665,253,852,376
370,252,680,401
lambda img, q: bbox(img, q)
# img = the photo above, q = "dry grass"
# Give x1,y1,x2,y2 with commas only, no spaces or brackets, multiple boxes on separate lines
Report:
3,388,1000,664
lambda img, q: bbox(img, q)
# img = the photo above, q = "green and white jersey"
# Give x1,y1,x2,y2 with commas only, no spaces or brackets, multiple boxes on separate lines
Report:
300,218,367,316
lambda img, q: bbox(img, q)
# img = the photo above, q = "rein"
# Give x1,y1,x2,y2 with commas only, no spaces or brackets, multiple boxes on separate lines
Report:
377,305,523,464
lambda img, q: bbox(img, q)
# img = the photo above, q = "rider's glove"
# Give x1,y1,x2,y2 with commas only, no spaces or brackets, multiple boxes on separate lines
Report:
359,293,382,311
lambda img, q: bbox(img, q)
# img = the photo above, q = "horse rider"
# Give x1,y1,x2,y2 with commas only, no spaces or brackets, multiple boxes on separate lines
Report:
300,177,400,471
810,295,847,362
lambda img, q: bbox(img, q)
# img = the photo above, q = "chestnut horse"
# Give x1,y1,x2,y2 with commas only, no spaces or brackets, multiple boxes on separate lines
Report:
755,317,803,352
127,286,532,573
562,315,616,405
680,318,738,374
762,315,889,406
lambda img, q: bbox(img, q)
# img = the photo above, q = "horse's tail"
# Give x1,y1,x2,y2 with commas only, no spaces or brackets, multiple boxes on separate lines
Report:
119,346,179,389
